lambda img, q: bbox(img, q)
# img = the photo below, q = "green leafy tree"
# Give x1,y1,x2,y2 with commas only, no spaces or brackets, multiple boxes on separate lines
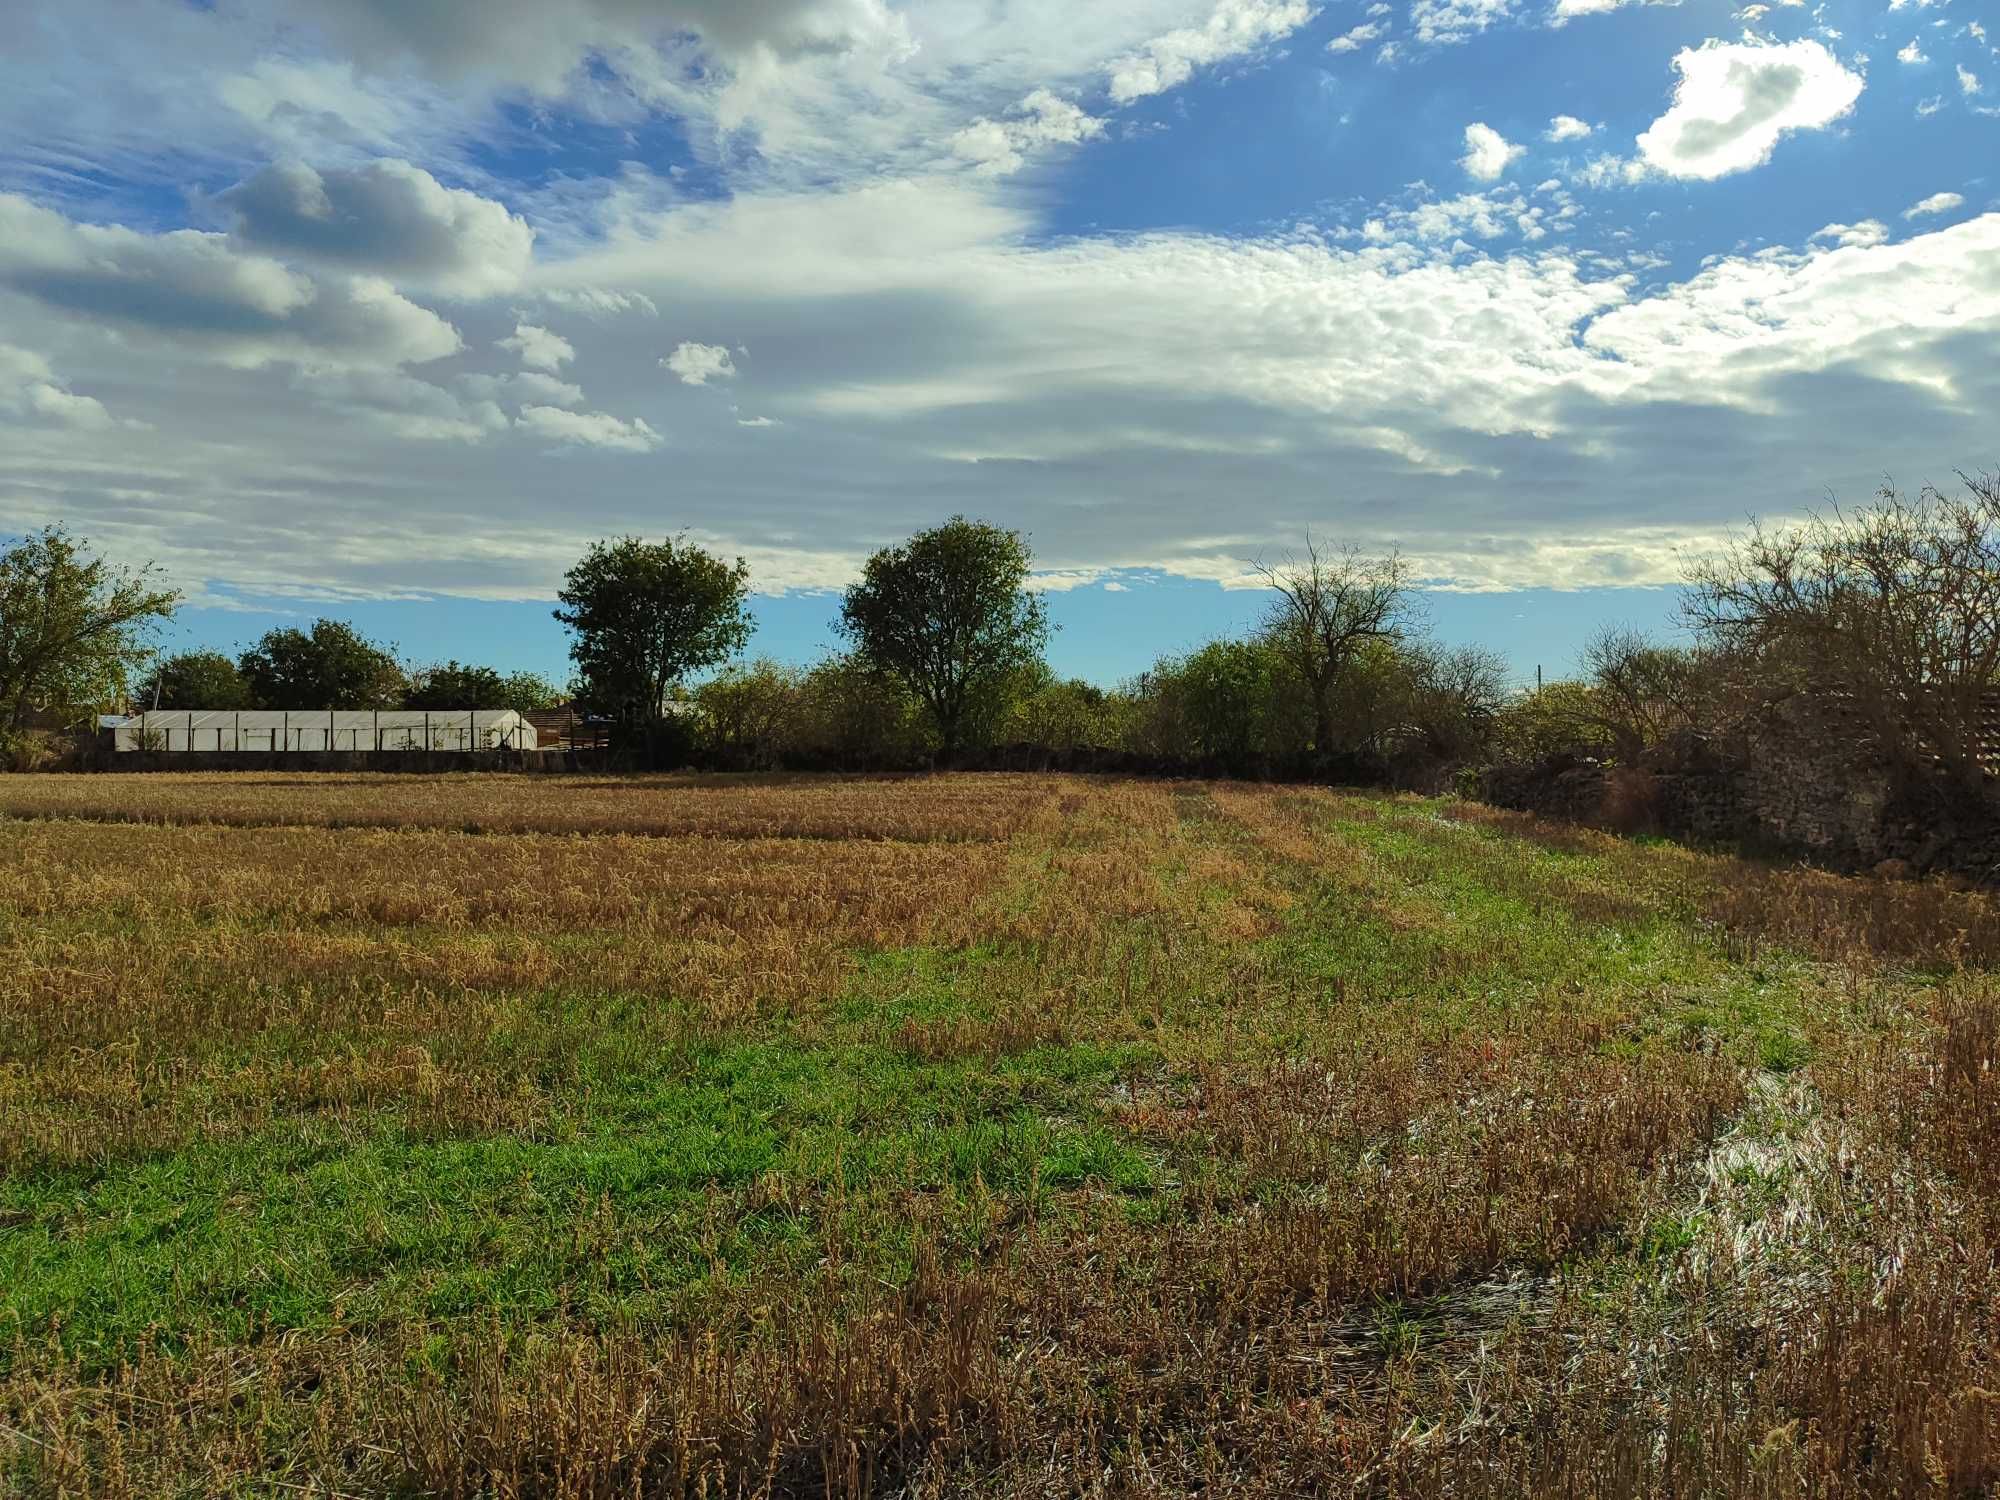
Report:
838,517,1050,759
693,658,807,769
554,536,751,720
0,525,179,729
404,661,565,712
1002,673,1130,753
238,619,407,710
1178,637,1297,760
143,649,254,710
798,653,932,765
499,671,565,712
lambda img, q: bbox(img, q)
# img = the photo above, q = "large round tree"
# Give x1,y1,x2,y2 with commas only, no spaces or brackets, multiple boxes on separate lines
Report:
839,517,1048,761
554,535,751,721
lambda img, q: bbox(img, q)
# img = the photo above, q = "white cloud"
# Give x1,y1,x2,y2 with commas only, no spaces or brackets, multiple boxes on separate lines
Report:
0,193,460,370
1326,21,1384,52
459,371,588,408
295,368,508,442
516,404,663,452
1411,0,1514,46
1809,219,1888,248
1460,122,1525,180
1959,65,1983,96
664,341,738,385
15,186,2000,604
541,287,660,319
1106,0,1315,103
1544,114,1594,141
1355,186,1569,244
0,343,115,429
1897,39,1927,64
1558,0,1700,14
1916,94,1945,116
951,89,1104,175
498,322,575,371
1570,153,1647,188
1636,38,1865,180
1904,191,1966,219
7,0,2000,611
221,159,534,297
271,0,915,97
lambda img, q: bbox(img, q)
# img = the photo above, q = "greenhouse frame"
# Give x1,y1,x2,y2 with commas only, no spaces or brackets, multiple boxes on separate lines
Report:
112,709,538,752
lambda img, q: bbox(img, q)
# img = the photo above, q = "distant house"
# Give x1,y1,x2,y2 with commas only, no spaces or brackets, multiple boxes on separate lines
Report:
115,709,537,752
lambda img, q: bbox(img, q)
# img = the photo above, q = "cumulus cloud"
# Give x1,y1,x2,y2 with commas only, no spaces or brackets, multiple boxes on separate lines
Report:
498,322,575,371
1545,114,1593,141
1460,122,1525,180
516,403,663,451
0,193,461,369
1357,186,1570,244
8,0,2000,611
1809,219,1888,248
1635,39,1865,180
1904,191,1966,218
1960,65,1983,96
14,185,2000,604
1411,0,1515,47
1326,21,1384,52
664,341,738,385
1106,0,1315,103
951,89,1104,176
271,0,913,95
541,287,660,318
296,368,508,441
1897,39,1927,64
1553,0,1684,14
221,159,534,297
0,344,114,429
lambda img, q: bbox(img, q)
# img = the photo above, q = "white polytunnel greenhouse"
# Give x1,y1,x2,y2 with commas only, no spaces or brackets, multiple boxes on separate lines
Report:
113,710,539,752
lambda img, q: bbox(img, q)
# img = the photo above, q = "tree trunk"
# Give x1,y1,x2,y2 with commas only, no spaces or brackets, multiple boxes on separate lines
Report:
1313,692,1334,756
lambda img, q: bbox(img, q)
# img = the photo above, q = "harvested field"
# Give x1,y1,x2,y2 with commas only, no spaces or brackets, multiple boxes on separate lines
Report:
1,772,1995,1497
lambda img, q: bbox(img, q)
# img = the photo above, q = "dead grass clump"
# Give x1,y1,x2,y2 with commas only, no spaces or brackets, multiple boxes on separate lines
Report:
1703,861,2000,969
0,771,1058,844
1599,766,1666,836
398,1251,1017,1500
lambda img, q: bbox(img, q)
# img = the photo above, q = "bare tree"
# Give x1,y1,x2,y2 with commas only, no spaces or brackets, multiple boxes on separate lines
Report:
1403,641,1509,761
1257,537,1412,753
1576,626,1708,763
1684,475,2000,798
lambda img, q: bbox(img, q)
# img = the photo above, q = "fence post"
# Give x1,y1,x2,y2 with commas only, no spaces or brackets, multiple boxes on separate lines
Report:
283,710,289,757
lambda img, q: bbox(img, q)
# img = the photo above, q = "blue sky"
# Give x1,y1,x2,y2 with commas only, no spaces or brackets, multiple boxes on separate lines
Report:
1,0,1995,687
164,580,1691,691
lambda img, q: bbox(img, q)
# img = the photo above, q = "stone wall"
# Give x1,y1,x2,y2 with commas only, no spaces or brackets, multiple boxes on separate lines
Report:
1478,702,2000,884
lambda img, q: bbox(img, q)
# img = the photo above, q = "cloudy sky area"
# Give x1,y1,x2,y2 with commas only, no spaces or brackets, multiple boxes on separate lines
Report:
1,0,1995,683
